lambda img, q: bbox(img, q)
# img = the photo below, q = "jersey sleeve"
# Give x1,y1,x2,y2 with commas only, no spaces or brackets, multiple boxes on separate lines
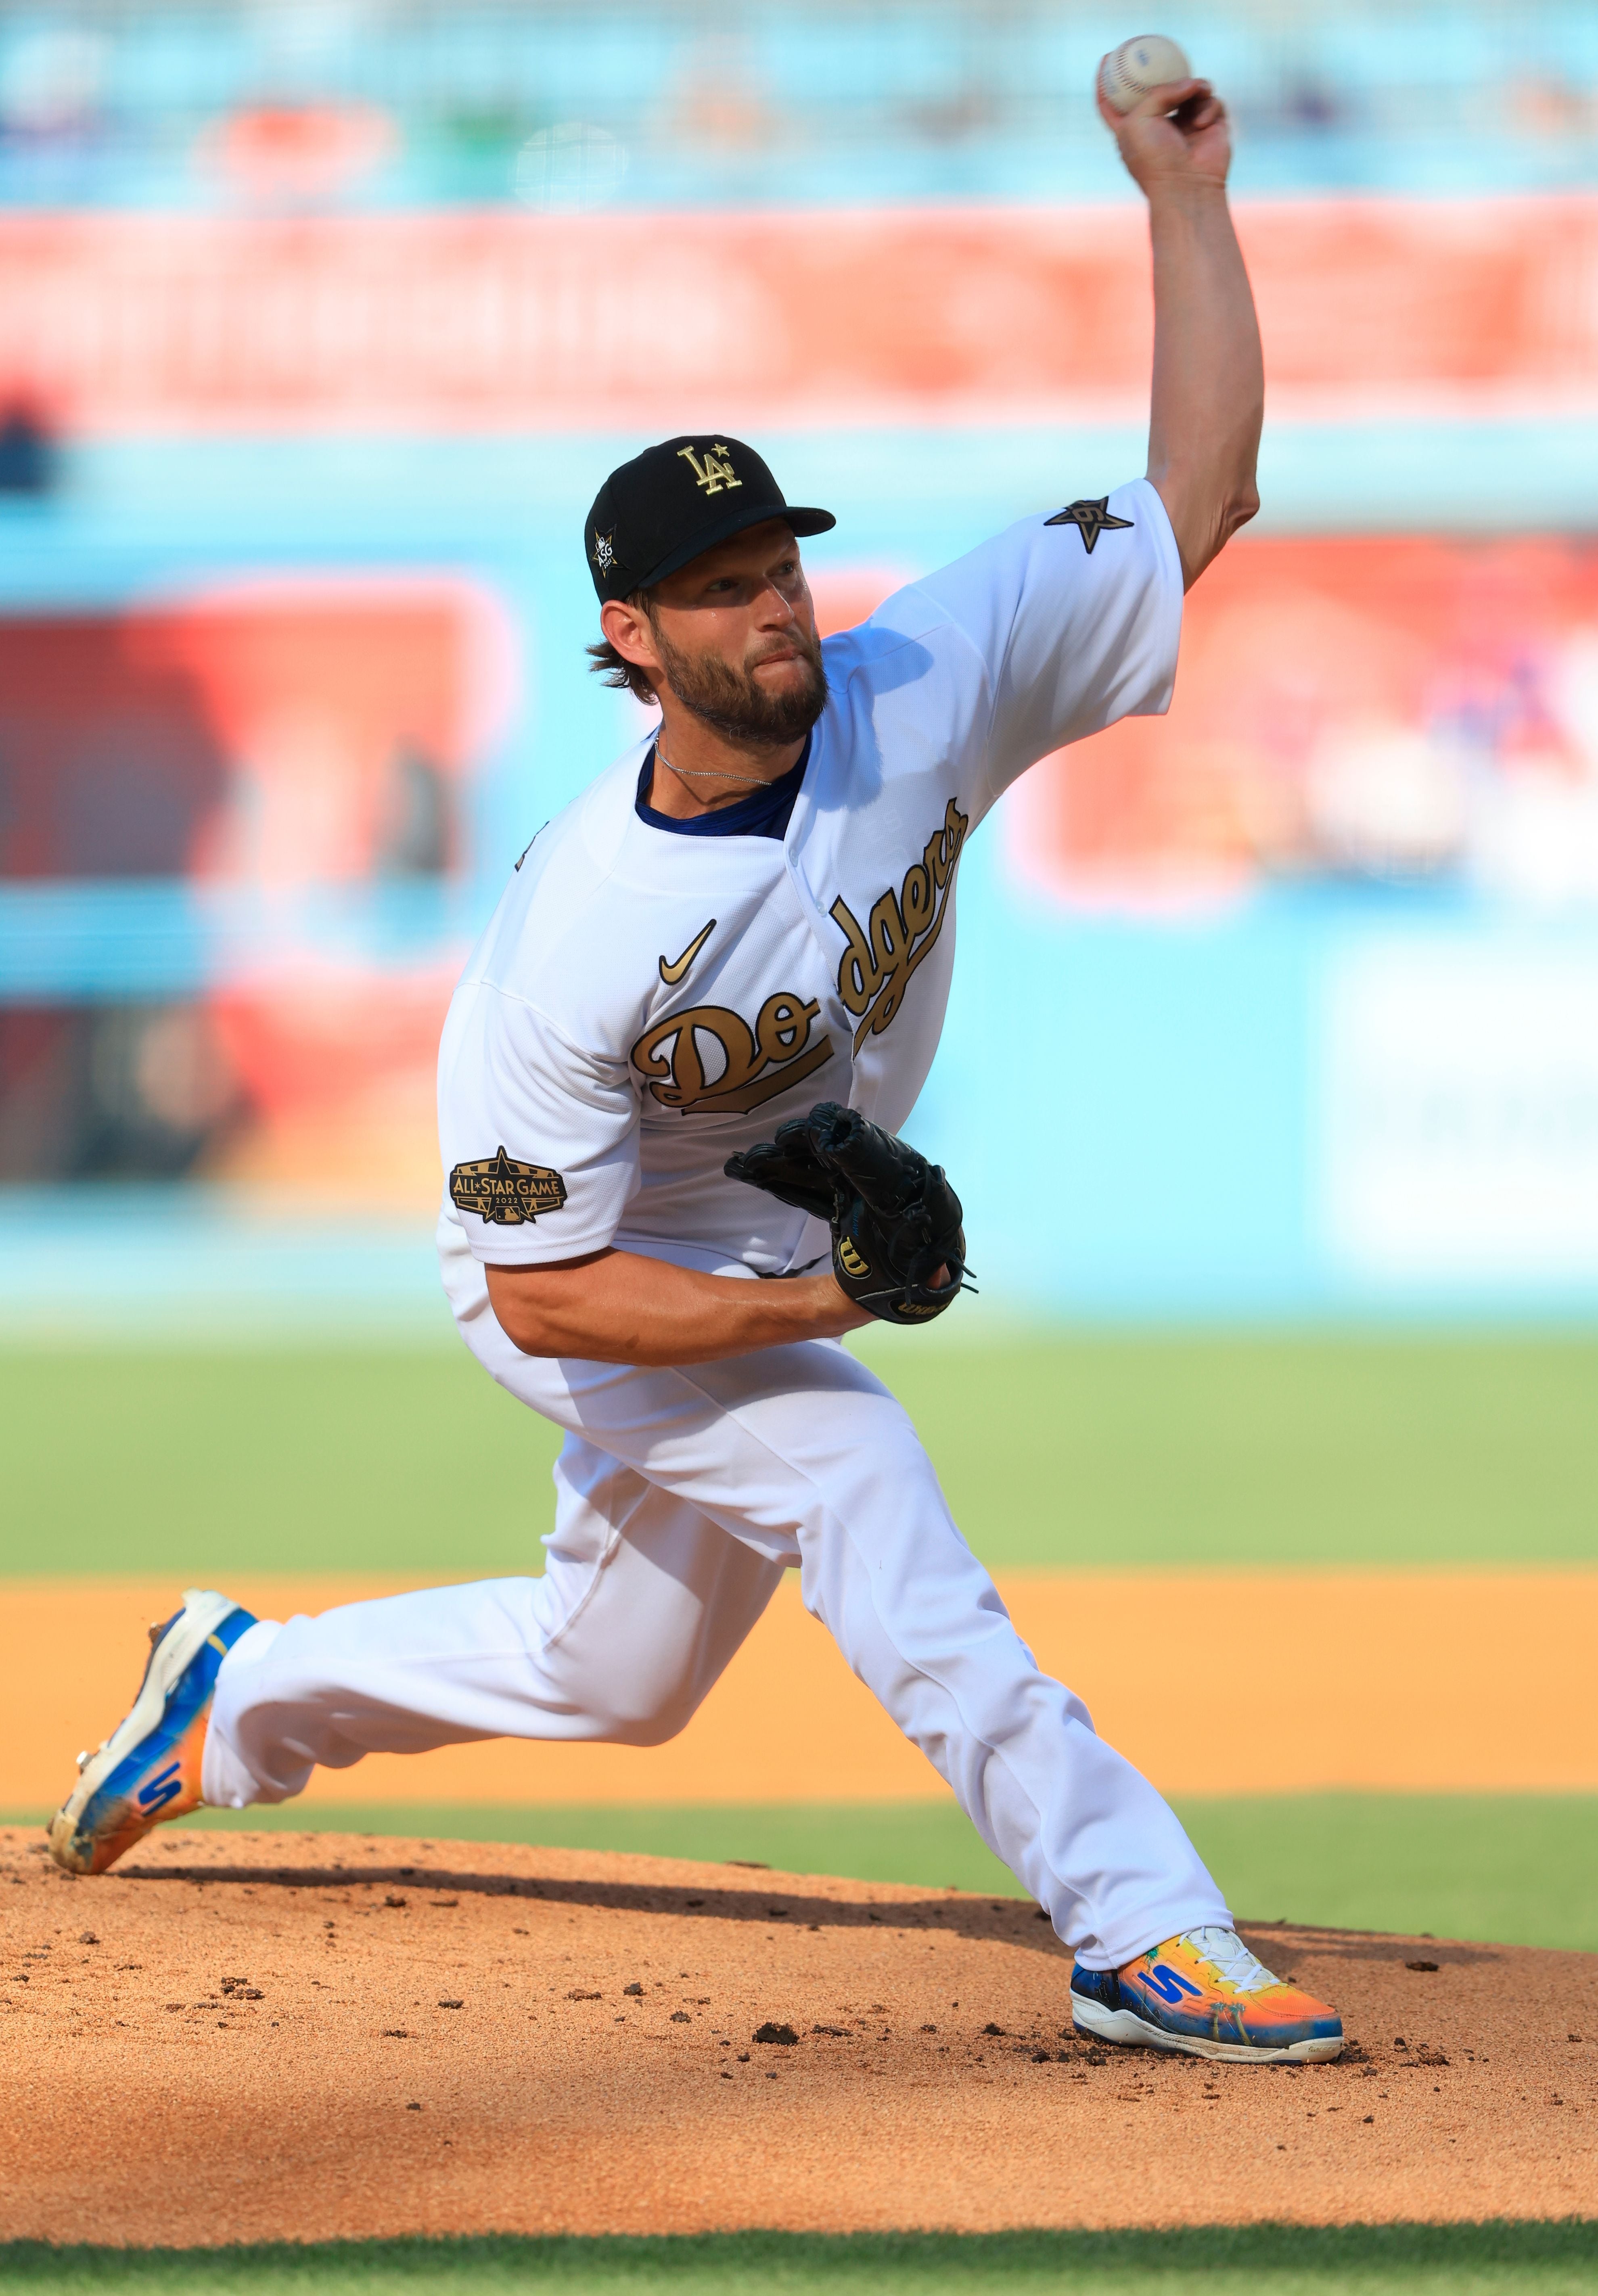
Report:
893,476,1183,805
437,978,640,1267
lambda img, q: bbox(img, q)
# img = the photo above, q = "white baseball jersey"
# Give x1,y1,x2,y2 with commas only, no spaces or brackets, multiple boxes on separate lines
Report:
437,479,1182,1281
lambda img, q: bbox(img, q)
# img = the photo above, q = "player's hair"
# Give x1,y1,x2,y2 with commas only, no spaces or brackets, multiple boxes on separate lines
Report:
586,590,659,704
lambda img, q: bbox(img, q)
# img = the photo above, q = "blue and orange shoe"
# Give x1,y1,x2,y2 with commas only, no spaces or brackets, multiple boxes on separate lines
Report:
1071,1926,1343,2063
47,1590,257,1876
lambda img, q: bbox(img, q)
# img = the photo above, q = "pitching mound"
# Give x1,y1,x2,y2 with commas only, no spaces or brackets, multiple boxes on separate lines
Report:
2,1827,1593,2243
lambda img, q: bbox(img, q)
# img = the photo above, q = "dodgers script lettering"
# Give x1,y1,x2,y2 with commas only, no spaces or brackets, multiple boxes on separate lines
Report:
830,798,968,1048
631,993,833,1115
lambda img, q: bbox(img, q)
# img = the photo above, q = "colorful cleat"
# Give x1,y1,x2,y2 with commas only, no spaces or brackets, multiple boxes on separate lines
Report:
1071,1925,1344,2064
47,1589,257,1876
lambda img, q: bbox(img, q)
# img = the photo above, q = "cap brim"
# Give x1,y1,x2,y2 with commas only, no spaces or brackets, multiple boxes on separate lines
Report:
637,501,837,592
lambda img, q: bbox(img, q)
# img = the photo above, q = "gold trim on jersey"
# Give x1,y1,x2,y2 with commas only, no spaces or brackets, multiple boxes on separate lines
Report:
830,797,969,1050
631,993,834,1115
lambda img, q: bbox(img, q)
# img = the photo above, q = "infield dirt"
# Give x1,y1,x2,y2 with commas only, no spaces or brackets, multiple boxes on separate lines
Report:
8,1575,1598,1808
2,1827,1594,2242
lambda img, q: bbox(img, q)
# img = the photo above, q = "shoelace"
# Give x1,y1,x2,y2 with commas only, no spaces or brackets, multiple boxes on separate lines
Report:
1178,1924,1281,1995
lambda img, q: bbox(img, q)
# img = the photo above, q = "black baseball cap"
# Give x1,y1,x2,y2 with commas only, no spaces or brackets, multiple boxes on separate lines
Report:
585,434,836,603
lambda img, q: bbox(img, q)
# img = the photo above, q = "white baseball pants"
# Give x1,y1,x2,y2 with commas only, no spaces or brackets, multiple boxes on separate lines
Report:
203,1249,1230,1970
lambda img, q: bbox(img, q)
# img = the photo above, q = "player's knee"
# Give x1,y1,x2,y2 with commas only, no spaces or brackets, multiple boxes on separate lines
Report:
583,1667,707,1746
603,1694,699,1748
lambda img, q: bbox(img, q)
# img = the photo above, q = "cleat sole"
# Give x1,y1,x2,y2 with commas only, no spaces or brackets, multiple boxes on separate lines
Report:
1071,1991,1344,2064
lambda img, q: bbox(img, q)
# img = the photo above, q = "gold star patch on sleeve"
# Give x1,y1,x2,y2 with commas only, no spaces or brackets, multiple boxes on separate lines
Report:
450,1146,569,1225
1045,498,1134,552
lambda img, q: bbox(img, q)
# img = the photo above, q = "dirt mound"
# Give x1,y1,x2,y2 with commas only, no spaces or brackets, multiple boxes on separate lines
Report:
2,1828,1593,2242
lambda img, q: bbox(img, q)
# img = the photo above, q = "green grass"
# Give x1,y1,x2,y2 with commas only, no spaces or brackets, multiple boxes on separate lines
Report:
0,1345,561,1583
1,2225,1594,2294
6,1792,1588,1952
855,1329,1598,1569
1173,1794,1598,1953
7,1333,1598,1579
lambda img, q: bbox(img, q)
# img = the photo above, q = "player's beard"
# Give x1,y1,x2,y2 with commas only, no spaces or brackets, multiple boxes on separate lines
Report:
653,623,828,747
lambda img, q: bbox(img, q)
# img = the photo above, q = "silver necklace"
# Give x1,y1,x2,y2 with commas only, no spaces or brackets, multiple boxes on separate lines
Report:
655,742,771,793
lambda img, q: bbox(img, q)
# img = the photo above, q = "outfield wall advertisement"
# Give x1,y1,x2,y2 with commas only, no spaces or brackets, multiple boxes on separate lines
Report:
0,194,1593,431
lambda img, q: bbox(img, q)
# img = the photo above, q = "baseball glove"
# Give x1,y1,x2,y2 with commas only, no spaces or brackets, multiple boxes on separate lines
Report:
725,1100,968,1326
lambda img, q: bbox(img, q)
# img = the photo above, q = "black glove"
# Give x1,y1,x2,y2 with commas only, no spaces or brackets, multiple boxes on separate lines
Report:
725,1100,968,1326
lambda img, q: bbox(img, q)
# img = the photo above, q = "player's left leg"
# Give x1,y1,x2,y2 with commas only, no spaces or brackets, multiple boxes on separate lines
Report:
201,1439,785,1807
48,1592,260,1876
48,1441,783,1871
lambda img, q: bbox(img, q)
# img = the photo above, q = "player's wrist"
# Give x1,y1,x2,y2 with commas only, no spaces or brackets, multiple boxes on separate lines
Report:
826,1276,877,1334
772,1273,871,1339
804,1273,872,1336
1141,172,1231,214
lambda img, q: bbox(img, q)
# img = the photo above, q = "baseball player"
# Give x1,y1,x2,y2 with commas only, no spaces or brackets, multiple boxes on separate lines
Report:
52,71,1342,2064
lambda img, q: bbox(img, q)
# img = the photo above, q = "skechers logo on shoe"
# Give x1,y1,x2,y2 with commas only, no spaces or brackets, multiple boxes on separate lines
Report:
1140,1963,1205,2005
138,1761,184,1813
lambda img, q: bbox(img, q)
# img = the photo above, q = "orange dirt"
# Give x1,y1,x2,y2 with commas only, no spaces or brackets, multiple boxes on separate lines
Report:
6,1571,1598,1813
2,1828,1595,2241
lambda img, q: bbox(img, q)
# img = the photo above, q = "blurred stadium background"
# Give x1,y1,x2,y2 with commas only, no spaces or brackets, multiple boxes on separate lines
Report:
1,0,1596,1946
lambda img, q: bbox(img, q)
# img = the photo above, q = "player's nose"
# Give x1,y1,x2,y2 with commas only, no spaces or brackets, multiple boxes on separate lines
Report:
751,571,802,623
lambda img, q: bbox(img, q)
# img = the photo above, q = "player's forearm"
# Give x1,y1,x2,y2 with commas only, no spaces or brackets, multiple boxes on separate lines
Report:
485,1248,870,1366
1145,181,1262,588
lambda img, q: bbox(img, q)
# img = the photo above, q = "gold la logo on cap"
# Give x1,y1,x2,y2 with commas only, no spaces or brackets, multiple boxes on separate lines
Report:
592,528,617,573
678,443,741,497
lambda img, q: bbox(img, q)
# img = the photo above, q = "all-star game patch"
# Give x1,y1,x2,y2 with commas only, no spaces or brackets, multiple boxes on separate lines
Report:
1046,497,1134,552
450,1146,569,1225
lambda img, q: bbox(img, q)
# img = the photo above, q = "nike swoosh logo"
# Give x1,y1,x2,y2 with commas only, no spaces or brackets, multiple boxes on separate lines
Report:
659,917,717,986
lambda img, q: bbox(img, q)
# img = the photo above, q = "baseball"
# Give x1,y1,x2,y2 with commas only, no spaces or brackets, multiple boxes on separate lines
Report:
1099,33,1194,114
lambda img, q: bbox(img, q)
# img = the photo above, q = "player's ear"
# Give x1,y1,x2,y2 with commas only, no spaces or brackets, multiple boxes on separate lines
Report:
599,595,662,677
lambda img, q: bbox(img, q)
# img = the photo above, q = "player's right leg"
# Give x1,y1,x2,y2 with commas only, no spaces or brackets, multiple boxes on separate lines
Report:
452,1324,1342,2064
1068,1927,1342,2062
